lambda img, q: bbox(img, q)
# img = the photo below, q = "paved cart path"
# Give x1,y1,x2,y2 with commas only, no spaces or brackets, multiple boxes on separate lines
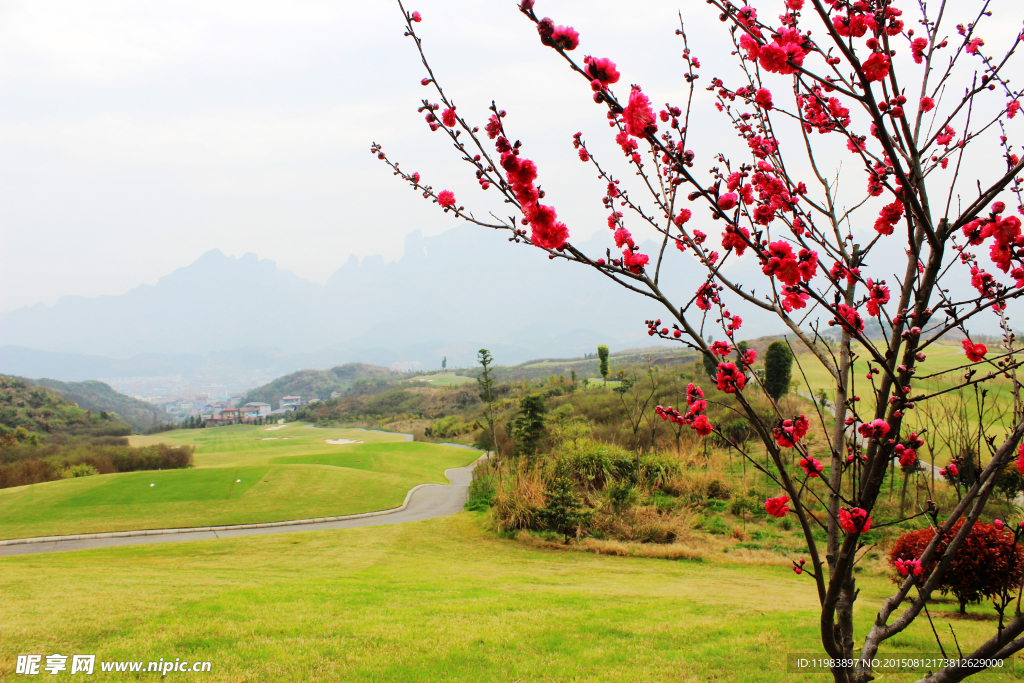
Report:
0,462,478,557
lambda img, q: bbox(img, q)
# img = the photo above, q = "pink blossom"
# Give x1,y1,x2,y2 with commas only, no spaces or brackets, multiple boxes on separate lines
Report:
437,190,456,208
800,456,824,478
920,97,935,113
895,558,922,577
773,415,810,448
692,414,713,436
962,339,987,362
858,418,890,440
839,507,871,533
442,108,457,127
410,11,422,22
623,87,657,139
754,88,774,110
765,495,790,518
1009,100,1022,119
911,37,929,64
674,209,692,226
584,56,620,86
715,362,746,394
862,53,891,82
874,200,904,235
718,193,738,210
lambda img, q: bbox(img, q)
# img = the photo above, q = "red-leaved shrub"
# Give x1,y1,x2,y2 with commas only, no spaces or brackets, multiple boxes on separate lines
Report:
889,521,1024,614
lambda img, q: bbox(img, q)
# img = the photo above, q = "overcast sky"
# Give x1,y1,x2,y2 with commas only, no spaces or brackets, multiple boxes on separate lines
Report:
2,0,1022,315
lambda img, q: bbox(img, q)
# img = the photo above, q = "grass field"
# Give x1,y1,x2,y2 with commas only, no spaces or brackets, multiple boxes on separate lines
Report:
796,340,1017,463
406,372,476,386
0,424,481,540
1,514,1019,682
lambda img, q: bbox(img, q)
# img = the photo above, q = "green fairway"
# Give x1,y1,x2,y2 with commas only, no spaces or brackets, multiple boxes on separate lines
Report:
0,424,481,540
0,514,1019,682
56,467,268,507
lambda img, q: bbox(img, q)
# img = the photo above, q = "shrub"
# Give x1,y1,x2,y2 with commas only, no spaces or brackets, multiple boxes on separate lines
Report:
889,521,1024,614
62,463,100,478
465,474,494,512
608,480,639,511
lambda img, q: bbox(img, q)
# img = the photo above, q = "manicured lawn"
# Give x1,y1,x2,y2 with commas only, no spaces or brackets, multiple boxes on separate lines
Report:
0,514,1019,682
0,425,480,540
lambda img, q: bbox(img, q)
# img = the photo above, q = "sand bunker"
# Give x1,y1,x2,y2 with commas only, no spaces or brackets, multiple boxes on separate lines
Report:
262,438,278,441
325,439,363,445
264,425,287,431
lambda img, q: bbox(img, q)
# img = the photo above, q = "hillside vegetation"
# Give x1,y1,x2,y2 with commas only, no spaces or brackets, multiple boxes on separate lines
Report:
28,377,166,432
242,363,400,407
0,375,191,490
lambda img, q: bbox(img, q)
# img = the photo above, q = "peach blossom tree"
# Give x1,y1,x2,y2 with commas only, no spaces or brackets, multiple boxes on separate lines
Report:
374,1,1024,680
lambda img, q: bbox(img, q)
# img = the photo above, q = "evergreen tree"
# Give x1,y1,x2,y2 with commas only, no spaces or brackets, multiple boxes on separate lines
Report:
597,345,610,386
508,394,547,458
476,349,500,457
764,340,794,402
539,477,592,543
701,351,718,381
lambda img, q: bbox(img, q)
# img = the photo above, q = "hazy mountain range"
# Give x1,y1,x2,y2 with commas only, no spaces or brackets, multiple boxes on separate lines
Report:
4,224,773,381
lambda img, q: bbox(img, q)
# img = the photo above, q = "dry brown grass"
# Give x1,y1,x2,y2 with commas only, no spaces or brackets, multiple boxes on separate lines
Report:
491,462,548,531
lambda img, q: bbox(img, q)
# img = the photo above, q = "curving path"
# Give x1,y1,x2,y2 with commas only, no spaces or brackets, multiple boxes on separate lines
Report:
0,461,479,558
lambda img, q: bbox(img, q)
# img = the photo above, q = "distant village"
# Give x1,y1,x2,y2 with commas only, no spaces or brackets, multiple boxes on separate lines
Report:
162,392,341,426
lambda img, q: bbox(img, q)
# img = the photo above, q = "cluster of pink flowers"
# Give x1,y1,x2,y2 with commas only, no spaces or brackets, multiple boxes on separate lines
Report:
1018,442,1024,476
536,18,579,51
798,89,851,134
865,279,890,317
839,507,872,533
694,282,721,311
765,495,790,518
858,418,890,440
721,224,751,255
792,558,808,575
862,52,892,82
911,37,928,63
623,86,657,139
740,27,810,76
874,200,904,235
962,202,1024,276
772,415,810,448
893,434,923,469
800,456,824,478
961,339,988,362
715,362,746,394
894,557,922,577
654,382,712,436
832,303,865,334
496,137,568,250
760,241,818,287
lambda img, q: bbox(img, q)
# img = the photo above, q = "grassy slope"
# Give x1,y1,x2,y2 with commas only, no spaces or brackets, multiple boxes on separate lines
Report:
0,424,480,540
1,514,1018,682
